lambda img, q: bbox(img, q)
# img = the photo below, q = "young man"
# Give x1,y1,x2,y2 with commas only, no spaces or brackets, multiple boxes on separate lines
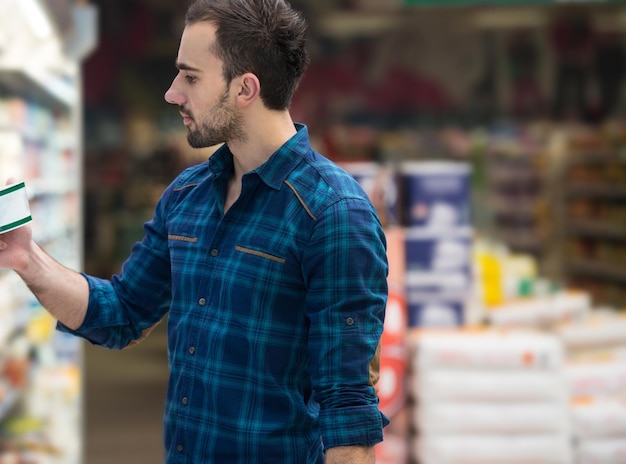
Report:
0,0,389,462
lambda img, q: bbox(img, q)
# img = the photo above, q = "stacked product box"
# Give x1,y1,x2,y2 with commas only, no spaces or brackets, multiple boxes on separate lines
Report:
400,161,472,327
557,311,626,463
408,329,572,464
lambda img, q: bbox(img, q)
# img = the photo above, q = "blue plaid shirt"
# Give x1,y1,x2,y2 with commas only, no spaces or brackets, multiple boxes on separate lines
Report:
60,124,388,463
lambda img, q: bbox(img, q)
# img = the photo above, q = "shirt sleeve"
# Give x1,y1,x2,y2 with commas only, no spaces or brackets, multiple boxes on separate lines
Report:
303,196,389,449
57,192,173,350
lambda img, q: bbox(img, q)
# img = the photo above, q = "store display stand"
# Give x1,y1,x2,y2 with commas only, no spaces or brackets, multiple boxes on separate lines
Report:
0,1,96,462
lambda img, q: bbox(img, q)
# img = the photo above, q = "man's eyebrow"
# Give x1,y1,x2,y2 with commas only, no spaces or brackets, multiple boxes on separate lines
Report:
175,61,202,73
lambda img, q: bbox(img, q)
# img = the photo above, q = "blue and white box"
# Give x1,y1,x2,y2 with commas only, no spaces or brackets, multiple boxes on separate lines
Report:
404,225,473,327
404,226,473,294
400,161,471,228
406,291,466,327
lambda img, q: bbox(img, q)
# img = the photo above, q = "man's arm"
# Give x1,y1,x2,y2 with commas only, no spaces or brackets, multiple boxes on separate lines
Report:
325,446,375,464
0,218,88,330
304,197,389,453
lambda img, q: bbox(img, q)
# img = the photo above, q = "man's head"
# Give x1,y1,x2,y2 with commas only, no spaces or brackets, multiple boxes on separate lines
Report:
185,0,310,111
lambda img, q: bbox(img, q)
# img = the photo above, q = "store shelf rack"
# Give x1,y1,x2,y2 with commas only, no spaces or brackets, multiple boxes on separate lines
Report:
0,1,91,463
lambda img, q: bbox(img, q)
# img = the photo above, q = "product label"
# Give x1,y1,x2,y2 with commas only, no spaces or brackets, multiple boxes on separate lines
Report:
0,182,32,234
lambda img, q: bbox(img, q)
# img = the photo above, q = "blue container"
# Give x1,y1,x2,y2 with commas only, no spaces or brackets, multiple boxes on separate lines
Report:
400,161,471,228
404,226,473,293
406,290,465,327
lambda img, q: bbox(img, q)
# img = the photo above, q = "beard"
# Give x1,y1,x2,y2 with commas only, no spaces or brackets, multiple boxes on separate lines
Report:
185,89,245,149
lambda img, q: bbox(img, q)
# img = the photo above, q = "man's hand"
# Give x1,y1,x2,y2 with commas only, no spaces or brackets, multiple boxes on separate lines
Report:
325,446,375,464
0,178,34,274
0,177,89,330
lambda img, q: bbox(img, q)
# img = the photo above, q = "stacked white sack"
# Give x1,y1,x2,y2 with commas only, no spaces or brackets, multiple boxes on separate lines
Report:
487,290,591,329
409,329,572,464
557,310,626,464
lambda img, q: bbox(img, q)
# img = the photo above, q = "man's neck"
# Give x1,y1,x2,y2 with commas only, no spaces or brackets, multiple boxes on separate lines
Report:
228,110,297,180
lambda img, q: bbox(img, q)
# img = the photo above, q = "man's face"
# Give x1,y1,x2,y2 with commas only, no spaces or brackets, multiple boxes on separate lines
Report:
164,22,244,148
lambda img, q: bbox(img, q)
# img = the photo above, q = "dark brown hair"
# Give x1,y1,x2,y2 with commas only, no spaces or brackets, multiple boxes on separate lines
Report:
186,0,310,110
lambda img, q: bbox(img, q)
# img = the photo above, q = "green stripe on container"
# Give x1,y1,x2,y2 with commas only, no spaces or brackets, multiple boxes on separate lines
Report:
0,182,26,198
0,216,32,233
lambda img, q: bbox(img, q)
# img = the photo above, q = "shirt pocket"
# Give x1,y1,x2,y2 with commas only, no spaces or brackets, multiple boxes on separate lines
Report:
230,243,287,291
231,243,291,292
228,243,302,324
234,245,286,264
167,229,202,282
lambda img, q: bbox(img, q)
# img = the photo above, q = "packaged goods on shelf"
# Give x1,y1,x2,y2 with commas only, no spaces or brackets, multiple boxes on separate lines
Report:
557,309,626,464
405,226,473,291
415,369,568,403
416,401,569,435
404,222,473,327
415,433,573,464
565,359,626,399
0,62,83,464
346,159,474,328
486,291,591,329
406,292,466,328
571,397,626,440
408,329,572,464
474,237,545,303
556,309,626,351
410,329,564,371
399,161,471,229
473,236,593,329
575,438,626,464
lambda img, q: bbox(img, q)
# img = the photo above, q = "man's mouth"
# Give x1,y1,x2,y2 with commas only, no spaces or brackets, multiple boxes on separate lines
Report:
180,109,193,126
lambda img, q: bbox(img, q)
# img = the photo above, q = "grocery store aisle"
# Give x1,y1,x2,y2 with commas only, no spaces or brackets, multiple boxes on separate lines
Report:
83,321,169,464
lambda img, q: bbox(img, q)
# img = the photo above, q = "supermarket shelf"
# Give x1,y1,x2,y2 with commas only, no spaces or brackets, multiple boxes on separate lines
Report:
0,2,85,457
0,69,75,113
0,313,29,351
567,220,626,240
0,386,20,423
488,169,541,185
567,183,626,199
496,230,546,252
489,196,540,216
566,258,626,283
27,178,78,199
565,152,626,165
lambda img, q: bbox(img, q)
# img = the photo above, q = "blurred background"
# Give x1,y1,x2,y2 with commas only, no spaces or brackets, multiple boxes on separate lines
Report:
2,0,626,463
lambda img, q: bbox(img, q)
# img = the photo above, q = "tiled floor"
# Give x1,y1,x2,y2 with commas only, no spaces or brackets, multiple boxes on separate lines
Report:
83,322,169,464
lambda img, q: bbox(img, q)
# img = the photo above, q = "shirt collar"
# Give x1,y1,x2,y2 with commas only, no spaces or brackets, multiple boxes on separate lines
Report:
208,123,311,190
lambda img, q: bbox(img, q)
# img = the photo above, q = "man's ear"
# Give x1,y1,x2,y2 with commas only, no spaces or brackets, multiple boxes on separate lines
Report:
236,73,261,107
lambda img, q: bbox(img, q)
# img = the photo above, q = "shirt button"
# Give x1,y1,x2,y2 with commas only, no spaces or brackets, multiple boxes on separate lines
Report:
182,397,188,405
199,298,206,306
210,248,219,257
346,317,355,326
188,347,195,355
177,444,184,453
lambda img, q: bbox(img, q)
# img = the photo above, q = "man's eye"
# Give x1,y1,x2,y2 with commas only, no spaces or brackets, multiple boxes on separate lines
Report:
185,75,197,84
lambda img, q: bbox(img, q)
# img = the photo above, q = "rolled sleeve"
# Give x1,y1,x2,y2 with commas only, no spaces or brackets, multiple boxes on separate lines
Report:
57,196,173,349
320,404,388,448
304,196,389,449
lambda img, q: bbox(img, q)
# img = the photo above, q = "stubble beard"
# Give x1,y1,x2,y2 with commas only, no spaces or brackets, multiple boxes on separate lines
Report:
186,90,245,149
